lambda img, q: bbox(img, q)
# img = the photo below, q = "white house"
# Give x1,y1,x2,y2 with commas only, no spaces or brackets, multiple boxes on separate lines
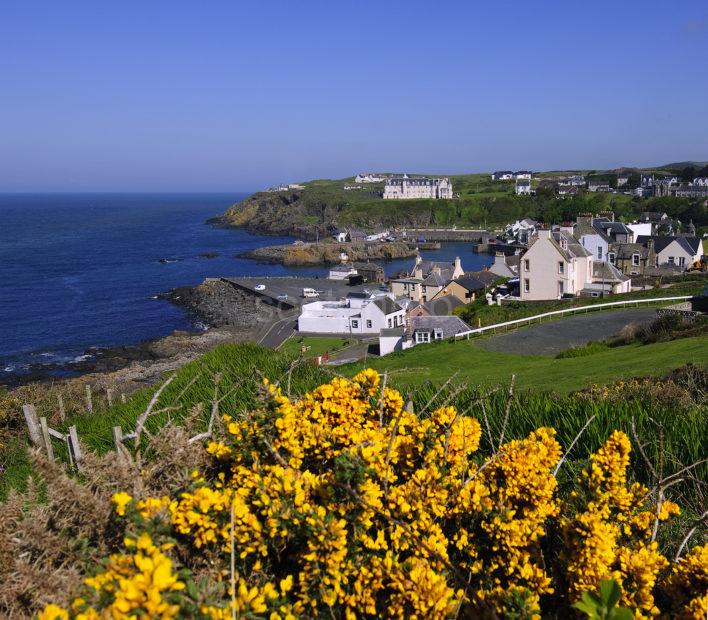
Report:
514,171,532,180
491,171,514,180
515,179,532,195
379,327,406,356
693,177,708,186
328,263,358,280
587,180,611,192
636,235,704,270
383,175,453,200
627,222,652,239
506,218,538,243
355,174,387,183
568,175,586,186
298,293,405,335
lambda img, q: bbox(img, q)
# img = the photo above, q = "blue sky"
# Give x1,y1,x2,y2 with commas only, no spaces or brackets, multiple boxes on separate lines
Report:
1,0,706,192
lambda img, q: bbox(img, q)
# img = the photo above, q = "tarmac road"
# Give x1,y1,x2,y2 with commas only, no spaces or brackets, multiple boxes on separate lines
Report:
477,308,658,356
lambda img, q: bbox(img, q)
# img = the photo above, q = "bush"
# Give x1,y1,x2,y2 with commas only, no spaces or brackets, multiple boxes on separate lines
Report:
556,341,610,358
35,370,706,620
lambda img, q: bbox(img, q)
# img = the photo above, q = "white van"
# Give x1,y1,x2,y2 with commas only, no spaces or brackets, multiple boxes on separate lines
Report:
302,288,320,298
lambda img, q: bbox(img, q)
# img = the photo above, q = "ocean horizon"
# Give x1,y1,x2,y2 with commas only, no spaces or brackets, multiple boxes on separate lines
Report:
0,193,491,382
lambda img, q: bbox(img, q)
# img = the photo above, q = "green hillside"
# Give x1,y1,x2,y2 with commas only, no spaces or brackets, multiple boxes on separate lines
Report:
216,169,707,239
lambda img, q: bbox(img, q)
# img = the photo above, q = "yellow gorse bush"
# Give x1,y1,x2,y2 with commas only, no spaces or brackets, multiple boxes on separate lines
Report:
39,370,706,619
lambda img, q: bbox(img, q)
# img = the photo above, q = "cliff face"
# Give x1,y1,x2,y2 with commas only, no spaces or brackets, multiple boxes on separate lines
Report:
211,190,437,239
241,241,417,266
211,191,346,239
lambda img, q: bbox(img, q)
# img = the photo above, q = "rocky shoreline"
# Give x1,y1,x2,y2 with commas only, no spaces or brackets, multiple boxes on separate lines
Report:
241,240,416,266
2,280,277,392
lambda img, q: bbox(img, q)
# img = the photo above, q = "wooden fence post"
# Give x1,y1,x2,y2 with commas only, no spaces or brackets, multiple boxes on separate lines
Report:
22,404,42,447
57,394,66,422
85,385,93,414
112,426,123,456
39,417,55,461
106,388,114,407
68,425,82,466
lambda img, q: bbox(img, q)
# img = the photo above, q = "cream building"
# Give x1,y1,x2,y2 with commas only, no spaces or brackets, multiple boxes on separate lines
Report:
383,175,453,200
520,230,630,300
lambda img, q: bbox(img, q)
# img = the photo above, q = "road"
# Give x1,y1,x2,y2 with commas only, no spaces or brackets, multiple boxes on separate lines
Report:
259,316,298,349
478,308,658,356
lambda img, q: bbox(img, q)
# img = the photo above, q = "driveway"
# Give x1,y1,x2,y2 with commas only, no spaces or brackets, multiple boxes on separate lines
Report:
259,316,298,349
477,308,658,356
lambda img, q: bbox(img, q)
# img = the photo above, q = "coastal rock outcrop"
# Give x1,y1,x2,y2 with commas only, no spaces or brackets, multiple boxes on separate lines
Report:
241,241,416,266
164,279,281,328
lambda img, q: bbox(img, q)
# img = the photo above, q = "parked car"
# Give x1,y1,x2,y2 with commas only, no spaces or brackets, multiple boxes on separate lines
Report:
302,288,319,298
277,294,288,301
254,284,266,291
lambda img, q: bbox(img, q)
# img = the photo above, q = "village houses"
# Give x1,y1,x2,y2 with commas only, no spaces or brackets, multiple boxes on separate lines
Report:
390,255,465,303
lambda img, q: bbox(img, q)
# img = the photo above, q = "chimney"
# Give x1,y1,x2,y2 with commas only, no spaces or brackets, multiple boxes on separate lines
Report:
647,238,654,251
539,229,552,239
454,256,462,273
597,210,615,222
577,213,593,226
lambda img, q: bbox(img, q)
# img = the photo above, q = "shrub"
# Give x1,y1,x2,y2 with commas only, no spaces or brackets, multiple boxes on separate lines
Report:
556,341,610,359
36,370,705,619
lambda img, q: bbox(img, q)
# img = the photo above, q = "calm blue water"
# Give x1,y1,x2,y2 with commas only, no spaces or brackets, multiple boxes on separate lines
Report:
0,193,490,379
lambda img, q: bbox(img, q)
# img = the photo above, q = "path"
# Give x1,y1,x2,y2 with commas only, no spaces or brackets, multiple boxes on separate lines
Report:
478,308,658,356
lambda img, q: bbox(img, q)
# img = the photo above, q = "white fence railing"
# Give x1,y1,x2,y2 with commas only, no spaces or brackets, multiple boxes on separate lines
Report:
454,296,694,340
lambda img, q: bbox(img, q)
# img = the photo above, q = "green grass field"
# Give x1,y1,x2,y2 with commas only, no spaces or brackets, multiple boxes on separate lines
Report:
347,334,708,393
278,335,353,357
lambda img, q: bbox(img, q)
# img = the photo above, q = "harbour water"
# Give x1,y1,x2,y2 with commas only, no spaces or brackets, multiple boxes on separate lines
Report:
0,193,491,381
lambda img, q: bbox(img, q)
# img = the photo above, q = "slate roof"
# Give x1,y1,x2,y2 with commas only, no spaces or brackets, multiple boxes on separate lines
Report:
373,297,403,315
410,316,471,338
592,261,630,282
549,231,592,260
424,295,464,316
453,276,486,292
465,270,499,286
422,271,450,287
380,327,405,337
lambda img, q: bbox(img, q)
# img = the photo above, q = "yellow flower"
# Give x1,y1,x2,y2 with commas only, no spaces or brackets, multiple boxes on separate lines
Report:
37,604,69,620
111,491,133,516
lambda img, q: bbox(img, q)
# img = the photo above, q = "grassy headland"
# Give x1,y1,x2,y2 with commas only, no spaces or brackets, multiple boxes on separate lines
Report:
214,166,707,239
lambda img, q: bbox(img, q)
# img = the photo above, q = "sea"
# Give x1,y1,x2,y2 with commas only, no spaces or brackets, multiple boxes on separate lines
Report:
0,193,491,382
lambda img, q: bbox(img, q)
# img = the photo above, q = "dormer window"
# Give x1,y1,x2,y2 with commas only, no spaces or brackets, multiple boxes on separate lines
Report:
632,253,640,266
560,239,568,250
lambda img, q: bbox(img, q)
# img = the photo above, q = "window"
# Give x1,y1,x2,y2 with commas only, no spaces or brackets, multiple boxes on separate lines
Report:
524,259,530,271
524,279,530,293
558,281,564,296
668,256,675,265
632,253,640,266
434,329,443,340
597,246,603,260
558,261,564,274
366,320,372,329
608,252,615,265
678,257,686,267
351,320,359,329
415,332,431,343
387,318,392,328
